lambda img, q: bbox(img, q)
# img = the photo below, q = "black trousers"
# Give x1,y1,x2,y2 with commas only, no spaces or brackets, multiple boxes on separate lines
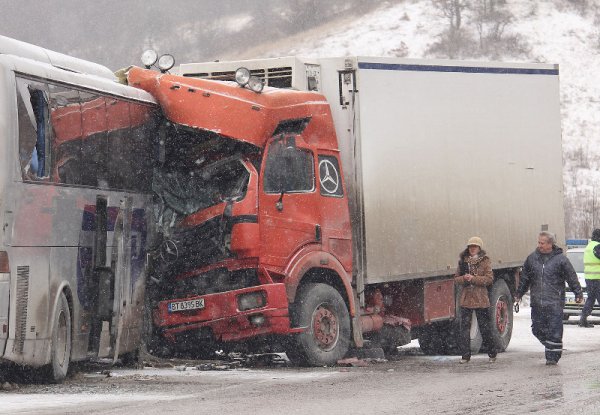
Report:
582,279,600,318
459,307,497,360
531,303,563,362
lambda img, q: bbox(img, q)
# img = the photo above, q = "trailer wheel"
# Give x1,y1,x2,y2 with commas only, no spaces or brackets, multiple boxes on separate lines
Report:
418,323,448,355
48,293,71,383
420,314,482,356
488,279,513,351
287,283,351,366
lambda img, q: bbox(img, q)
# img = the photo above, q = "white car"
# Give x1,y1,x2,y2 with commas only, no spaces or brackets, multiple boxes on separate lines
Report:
563,247,600,319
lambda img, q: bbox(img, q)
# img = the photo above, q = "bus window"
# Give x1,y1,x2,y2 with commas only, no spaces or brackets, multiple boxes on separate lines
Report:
106,97,130,190
49,83,82,185
80,92,108,188
128,102,157,192
16,77,49,181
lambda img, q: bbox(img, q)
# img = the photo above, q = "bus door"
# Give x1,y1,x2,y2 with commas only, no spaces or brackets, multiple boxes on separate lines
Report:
110,196,132,362
87,196,132,361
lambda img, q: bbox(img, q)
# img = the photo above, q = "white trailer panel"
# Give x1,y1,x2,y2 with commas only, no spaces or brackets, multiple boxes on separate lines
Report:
348,57,563,284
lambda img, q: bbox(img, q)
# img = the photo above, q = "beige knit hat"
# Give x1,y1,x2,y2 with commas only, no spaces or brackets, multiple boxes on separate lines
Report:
467,236,483,248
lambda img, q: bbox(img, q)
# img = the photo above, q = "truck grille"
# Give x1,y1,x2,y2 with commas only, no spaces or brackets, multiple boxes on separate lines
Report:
183,67,292,89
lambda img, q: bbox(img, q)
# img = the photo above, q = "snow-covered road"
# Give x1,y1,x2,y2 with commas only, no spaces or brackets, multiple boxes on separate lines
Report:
2,306,600,415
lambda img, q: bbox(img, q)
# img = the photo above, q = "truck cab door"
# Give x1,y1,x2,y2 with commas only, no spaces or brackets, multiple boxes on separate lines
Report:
259,135,321,267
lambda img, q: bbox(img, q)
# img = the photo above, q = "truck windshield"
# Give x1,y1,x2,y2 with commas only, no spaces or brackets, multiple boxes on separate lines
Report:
153,157,250,215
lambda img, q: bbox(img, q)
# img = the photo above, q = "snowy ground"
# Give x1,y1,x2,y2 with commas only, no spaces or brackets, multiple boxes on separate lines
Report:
2,306,600,415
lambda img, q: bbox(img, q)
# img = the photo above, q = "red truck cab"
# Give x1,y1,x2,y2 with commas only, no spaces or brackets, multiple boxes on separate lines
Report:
128,67,355,364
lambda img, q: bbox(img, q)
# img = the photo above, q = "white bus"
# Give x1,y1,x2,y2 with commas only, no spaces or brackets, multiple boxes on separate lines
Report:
0,36,159,382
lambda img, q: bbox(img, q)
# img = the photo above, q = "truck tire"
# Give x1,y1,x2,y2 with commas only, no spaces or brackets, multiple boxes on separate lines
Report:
443,312,483,355
418,323,449,355
287,283,351,366
487,279,513,352
48,293,71,383
370,325,411,355
419,295,483,356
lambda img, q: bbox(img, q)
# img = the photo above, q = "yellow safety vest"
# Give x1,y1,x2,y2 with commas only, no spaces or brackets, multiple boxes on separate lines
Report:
584,240,600,279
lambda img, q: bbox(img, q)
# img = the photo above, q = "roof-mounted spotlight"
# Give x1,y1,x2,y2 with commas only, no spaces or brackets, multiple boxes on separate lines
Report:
141,49,158,69
235,67,251,86
158,54,175,73
248,76,264,93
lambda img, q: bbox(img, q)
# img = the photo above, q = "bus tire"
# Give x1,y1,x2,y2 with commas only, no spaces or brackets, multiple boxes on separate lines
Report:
48,293,71,383
488,279,513,352
287,283,351,366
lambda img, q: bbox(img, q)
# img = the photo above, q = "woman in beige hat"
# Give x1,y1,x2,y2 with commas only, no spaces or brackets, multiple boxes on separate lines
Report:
454,236,497,363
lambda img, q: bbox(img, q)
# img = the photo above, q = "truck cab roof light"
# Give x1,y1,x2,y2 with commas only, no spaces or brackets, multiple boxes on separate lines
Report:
0,251,9,273
248,76,264,93
141,49,158,68
235,67,251,86
158,54,175,72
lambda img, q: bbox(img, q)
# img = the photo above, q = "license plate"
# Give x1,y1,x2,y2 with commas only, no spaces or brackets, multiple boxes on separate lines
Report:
168,298,205,313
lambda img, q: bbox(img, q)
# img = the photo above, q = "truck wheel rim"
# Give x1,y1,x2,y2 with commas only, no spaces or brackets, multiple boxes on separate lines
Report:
495,297,508,334
56,311,68,364
312,304,339,351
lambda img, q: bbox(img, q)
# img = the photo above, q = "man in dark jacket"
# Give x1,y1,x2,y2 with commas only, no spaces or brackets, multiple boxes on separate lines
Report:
515,231,583,365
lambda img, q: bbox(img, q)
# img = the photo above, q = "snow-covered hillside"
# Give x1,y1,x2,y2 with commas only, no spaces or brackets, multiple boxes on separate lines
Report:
236,0,600,238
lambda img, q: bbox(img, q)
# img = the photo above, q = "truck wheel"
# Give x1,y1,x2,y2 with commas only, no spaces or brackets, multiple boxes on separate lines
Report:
444,311,483,355
418,323,448,355
287,283,351,366
488,279,513,351
48,293,71,383
370,325,411,355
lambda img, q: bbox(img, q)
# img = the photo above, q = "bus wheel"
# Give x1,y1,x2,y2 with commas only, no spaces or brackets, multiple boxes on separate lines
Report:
488,279,513,352
287,283,350,366
48,293,71,383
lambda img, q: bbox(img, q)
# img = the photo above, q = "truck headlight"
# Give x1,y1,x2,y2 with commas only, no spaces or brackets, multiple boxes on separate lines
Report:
248,76,264,93
237,291,266,311
235,67,251,86
158,54,175,72
141,50,158,68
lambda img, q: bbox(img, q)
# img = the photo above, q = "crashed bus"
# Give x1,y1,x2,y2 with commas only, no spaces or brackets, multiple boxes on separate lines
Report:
0,36,159,381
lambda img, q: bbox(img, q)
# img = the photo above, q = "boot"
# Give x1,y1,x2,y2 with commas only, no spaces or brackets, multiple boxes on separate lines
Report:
579,316,594,328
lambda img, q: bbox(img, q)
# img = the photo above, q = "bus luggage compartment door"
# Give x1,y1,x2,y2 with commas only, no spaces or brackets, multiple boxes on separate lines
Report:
0,262,9,356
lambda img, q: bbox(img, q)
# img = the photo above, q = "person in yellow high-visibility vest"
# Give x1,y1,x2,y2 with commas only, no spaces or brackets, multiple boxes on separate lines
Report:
581,229,600,328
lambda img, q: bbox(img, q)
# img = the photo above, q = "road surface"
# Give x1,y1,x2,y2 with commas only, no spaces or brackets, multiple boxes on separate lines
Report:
2,307,600,415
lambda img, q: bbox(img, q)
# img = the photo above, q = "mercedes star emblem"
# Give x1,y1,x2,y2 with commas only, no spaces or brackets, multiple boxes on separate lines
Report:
160,239,179,263
319,159,340,194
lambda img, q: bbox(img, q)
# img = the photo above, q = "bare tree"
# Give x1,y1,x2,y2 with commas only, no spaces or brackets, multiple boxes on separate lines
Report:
428,0,475,58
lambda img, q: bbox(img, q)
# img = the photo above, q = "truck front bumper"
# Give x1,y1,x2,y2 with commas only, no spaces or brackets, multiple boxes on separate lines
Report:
153,283,301,342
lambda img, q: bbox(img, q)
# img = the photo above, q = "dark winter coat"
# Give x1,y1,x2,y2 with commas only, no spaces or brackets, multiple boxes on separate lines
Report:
518,245,582,308
454,251,493,309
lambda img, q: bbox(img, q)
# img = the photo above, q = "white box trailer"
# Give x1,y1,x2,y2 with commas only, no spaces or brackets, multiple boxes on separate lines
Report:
179,56,564,291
